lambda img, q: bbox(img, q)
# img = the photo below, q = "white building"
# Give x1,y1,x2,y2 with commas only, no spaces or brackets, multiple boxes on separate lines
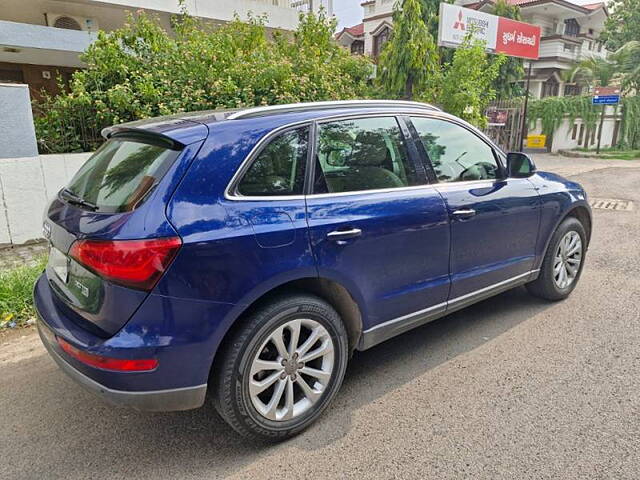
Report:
0,0,333,100
337,0,609,99
462,0,609,98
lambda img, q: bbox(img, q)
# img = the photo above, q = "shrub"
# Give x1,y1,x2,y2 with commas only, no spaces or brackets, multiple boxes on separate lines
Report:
35,9,373,153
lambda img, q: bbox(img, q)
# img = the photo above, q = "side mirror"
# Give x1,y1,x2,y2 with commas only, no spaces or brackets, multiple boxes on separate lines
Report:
506,152,536,178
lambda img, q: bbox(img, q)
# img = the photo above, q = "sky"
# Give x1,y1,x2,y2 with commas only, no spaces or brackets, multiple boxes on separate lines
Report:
333,0,364,30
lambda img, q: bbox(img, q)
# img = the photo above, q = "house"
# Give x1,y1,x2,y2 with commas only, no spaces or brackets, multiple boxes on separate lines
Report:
339,0,609,99
462,0,609,98
336,0,394,59
0,0,333,100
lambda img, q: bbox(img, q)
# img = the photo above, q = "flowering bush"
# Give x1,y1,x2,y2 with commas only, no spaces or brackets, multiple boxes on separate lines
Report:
35,9,373,153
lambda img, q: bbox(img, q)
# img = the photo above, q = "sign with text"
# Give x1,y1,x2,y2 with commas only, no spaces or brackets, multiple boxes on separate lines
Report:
592,95,620,105
594,86,620,96
438,3,540,60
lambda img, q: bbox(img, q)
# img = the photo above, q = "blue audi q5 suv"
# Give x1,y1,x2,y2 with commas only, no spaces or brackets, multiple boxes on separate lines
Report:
35,100,591,440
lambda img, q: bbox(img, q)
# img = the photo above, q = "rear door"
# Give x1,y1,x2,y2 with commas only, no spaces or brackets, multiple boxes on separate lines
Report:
408,115,540,301
305,115,451,338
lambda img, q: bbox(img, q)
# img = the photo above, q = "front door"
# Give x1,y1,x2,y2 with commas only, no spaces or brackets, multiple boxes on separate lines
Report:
305,116,451,332
409,116,540,300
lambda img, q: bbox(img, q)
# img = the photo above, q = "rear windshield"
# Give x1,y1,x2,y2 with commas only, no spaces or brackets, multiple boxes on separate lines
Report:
63,136,180,213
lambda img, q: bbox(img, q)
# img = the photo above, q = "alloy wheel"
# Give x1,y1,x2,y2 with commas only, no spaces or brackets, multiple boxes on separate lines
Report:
553,231,583,289
248,318,335,422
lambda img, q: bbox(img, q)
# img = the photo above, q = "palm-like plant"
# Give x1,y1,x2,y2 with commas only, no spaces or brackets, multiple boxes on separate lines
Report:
569,55,619,91
613,40,640,94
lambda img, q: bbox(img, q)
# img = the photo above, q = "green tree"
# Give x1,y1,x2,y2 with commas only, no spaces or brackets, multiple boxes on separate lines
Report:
34,9,373,153
440,35,506,127
600,0,640,51
613,41,640,94
377,0,440,100
418,0,455,65
490,0,525,98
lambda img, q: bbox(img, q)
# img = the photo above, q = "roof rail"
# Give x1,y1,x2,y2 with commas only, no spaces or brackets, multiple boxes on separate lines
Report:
226,100,441,120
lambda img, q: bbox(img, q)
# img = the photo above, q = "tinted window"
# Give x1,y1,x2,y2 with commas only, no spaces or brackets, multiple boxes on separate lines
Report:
237,127,308,196
411,117,500,183
65,137,180,213
314,117,419,194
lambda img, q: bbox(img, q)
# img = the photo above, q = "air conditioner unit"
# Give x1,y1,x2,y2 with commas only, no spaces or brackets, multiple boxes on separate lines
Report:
46,13,99,32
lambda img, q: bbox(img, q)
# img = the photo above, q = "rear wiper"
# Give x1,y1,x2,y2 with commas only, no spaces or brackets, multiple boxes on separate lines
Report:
60,188,98,211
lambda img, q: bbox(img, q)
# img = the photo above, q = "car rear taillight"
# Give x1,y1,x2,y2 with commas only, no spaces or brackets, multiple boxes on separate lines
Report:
69,237,182,291
57,336,158,372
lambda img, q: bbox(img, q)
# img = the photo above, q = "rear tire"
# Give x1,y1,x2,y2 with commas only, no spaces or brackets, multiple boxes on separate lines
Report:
212,294,348,441
526,216,587,301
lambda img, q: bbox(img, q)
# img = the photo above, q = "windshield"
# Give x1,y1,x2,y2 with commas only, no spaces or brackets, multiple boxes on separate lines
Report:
63,137,180,213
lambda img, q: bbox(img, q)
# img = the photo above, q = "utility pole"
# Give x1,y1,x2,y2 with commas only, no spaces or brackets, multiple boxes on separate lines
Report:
518,61,533,152
596,103,606,154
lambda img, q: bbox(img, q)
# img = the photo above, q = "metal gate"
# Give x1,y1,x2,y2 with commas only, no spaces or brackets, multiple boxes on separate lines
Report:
482,98,525,152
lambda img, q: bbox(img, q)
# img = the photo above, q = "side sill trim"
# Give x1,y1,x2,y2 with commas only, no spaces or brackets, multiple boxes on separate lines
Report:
38,324,207,412
357,269,539,351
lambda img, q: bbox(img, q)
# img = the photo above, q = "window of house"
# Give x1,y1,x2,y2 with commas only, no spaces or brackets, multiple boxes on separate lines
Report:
410,117,500,183
237,127,309,196
542,78,559,97
351,40,364,55
0,69,24,84
564,19,580,36
564,43,575,53
572,123,578,140
564,84,581,96
578,124,585,145
313,117,419,194
373,27,391,58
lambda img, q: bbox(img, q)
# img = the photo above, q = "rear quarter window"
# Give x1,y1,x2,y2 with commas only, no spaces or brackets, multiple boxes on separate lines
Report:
63,136,180,213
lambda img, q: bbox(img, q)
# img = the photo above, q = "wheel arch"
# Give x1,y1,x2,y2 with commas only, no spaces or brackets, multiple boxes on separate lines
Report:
208,276,364,383
538,201,592,270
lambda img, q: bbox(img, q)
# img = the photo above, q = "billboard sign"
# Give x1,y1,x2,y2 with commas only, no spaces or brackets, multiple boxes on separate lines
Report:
438,3,540,60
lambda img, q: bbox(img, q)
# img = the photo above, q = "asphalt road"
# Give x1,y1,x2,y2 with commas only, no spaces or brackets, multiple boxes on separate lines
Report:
2,155,639,479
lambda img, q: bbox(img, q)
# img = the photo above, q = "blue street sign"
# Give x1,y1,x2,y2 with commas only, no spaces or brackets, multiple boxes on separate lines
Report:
592,95,620,105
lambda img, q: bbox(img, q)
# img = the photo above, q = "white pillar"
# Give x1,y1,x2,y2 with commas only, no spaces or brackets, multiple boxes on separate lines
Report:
0,83,38,158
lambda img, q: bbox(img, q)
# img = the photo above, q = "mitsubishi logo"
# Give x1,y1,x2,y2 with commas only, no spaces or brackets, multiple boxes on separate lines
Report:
454,10,465,30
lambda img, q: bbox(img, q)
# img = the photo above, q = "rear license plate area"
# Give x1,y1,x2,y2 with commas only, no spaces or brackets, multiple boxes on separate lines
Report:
49,247,69,283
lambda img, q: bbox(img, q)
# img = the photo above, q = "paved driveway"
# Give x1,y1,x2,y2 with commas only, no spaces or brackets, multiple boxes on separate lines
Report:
1,155,639,479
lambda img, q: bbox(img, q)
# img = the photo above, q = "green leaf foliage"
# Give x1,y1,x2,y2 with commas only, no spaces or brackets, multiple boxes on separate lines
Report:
527,96,599,138
601,0,640,51
527,95,640,149
377,0,440,100
439,35,506,128
34,10,373,153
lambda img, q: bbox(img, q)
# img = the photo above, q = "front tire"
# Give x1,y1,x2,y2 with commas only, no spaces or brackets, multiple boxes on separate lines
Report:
212,294,348,441
526,216,587,301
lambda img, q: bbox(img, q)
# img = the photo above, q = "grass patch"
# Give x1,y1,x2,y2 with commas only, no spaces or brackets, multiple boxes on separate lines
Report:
573,147,640,160
0,256,47,329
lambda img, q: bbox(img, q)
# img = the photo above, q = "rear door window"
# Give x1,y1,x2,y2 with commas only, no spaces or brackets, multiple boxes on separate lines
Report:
313,117,420,194
63,136,180,213
236,126,309,197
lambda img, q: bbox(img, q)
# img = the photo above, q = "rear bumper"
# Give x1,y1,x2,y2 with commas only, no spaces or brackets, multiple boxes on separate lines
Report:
37,322,206,411
34,273,213,411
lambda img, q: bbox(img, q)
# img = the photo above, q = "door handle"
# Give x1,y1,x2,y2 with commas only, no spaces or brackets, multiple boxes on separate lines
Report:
327,228,362,241
452,208,476,218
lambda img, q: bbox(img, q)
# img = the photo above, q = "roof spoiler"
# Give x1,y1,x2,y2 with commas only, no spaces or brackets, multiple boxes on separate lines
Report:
101,126,185,150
